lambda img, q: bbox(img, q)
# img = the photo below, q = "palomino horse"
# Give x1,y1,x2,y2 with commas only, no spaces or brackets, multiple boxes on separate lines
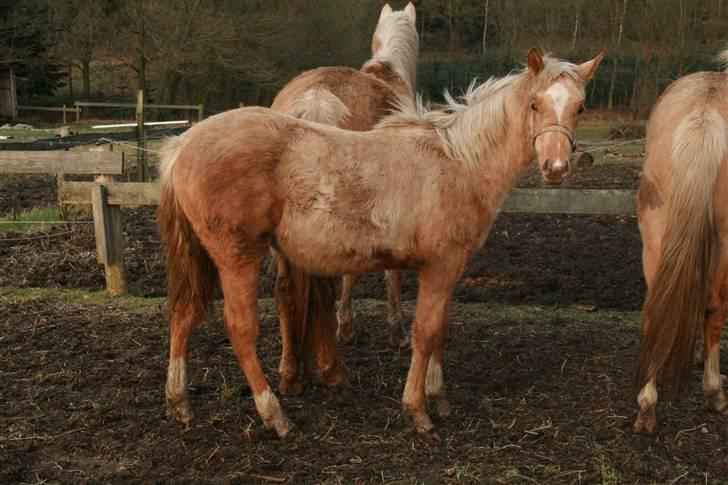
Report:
269,3,419,397
634,49,728,434
159,49,603,438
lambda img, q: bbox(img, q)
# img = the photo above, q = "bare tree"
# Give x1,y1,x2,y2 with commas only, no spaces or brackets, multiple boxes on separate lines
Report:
607,0,627,110
482,0,489,56
570,0,581,52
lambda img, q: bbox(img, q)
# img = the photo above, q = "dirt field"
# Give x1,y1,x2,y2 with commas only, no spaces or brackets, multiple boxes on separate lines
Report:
2,291,727,484
3,138,728,483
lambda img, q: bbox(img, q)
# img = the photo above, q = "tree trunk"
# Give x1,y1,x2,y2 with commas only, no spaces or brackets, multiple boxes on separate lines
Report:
447,0,456,56
481,0,489,56
676,0,688,76
166,72,182,105
136,0,147,95
81,59,91,101
570,0,581,52
629,57,641,111
67,63,74,100
607,0,627,111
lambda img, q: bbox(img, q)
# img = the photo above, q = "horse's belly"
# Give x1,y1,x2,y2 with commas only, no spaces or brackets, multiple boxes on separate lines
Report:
274,214,414,275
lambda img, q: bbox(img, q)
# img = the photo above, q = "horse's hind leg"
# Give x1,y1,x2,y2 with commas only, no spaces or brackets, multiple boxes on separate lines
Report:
703,255,728,413
336,274,356,344
220,260,295,438
385,270,409,348
274,252,302,396
634,204,663,434
166,303,203,424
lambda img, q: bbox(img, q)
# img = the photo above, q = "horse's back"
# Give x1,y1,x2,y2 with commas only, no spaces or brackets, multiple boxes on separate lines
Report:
271,66,399,131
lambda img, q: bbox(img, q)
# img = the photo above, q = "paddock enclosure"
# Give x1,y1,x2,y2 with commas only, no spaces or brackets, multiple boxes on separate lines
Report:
2,123,728,483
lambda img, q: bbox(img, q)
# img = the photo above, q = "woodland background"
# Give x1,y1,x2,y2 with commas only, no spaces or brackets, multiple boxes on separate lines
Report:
2,0,727,116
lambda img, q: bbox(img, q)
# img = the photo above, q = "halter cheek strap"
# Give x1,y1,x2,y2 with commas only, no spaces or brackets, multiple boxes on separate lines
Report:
531,125,577,151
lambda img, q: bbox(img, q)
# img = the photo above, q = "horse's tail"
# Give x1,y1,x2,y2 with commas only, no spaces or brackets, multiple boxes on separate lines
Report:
157,136,217,318
284,259,346,385
274,88,349,386
634,106,727,398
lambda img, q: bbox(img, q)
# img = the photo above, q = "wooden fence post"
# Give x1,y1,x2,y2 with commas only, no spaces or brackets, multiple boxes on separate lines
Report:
135,89,148,182
197,103,204,122
62,104,67,125
75,102,80,122
90,144,127,295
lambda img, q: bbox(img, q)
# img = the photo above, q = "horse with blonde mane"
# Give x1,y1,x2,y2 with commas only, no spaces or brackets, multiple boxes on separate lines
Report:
269,3,419,397
159,48,603,439
634,48,728,434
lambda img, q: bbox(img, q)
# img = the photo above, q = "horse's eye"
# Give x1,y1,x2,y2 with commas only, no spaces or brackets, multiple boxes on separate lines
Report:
531,102,538,112
578,105,585,114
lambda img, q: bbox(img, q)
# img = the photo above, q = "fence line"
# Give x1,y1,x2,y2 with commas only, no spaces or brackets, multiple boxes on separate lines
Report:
1,145,640,295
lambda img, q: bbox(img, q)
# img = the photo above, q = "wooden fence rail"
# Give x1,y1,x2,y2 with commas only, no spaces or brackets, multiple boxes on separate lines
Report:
1,147,639,295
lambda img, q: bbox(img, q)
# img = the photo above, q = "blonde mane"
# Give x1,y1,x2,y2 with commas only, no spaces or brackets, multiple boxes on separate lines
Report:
379,56,585,172
719,46,728,72
362,10,419,93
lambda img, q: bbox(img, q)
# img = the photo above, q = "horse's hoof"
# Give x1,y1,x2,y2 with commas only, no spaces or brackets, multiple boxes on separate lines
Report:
276,421,300,440
336,327,355,345
434,397,452,418
705,392,728,414
262,411,297,440
279,378,303,397
406,406,439,440
166,397,194,425
694,348,704,366
633,415,657,435
319,368,347,388
389,330,410,349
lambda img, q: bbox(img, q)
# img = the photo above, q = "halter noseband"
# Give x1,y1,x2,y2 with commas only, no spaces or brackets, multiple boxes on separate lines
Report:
531,125,577,151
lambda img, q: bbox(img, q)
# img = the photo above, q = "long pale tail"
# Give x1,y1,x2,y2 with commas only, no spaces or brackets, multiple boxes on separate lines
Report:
634,107,727,398
157,136,217,318
284,259,345,385
285,88,351,125
276,89,349,385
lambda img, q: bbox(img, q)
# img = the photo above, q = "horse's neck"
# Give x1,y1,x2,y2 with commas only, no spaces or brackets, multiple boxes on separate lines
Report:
475,90,533,198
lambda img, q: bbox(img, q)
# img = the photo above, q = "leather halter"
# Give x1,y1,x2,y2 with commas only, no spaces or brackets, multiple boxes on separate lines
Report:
531,125,577,151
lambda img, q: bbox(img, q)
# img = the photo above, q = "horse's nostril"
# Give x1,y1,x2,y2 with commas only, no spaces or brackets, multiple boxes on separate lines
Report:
543,159,552,171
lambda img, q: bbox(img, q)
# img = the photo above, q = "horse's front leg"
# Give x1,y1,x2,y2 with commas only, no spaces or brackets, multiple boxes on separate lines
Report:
402,263,461,440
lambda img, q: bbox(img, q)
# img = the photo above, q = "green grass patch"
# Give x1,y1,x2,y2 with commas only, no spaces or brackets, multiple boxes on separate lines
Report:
0,287,165,315
0,206,66,235
576,120,616,140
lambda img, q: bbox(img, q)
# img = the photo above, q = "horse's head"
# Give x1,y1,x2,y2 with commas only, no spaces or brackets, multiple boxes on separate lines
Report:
370,3,419,91
526,48,604,185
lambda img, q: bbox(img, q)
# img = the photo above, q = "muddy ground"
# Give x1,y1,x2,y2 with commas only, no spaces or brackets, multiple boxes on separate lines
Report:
4,149,728,483
2,293,727,483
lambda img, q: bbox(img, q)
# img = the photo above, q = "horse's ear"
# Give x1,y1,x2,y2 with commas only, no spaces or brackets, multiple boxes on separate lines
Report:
404,2,416,20
577,51,605,81
527,48,544,76
380,3,393,20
